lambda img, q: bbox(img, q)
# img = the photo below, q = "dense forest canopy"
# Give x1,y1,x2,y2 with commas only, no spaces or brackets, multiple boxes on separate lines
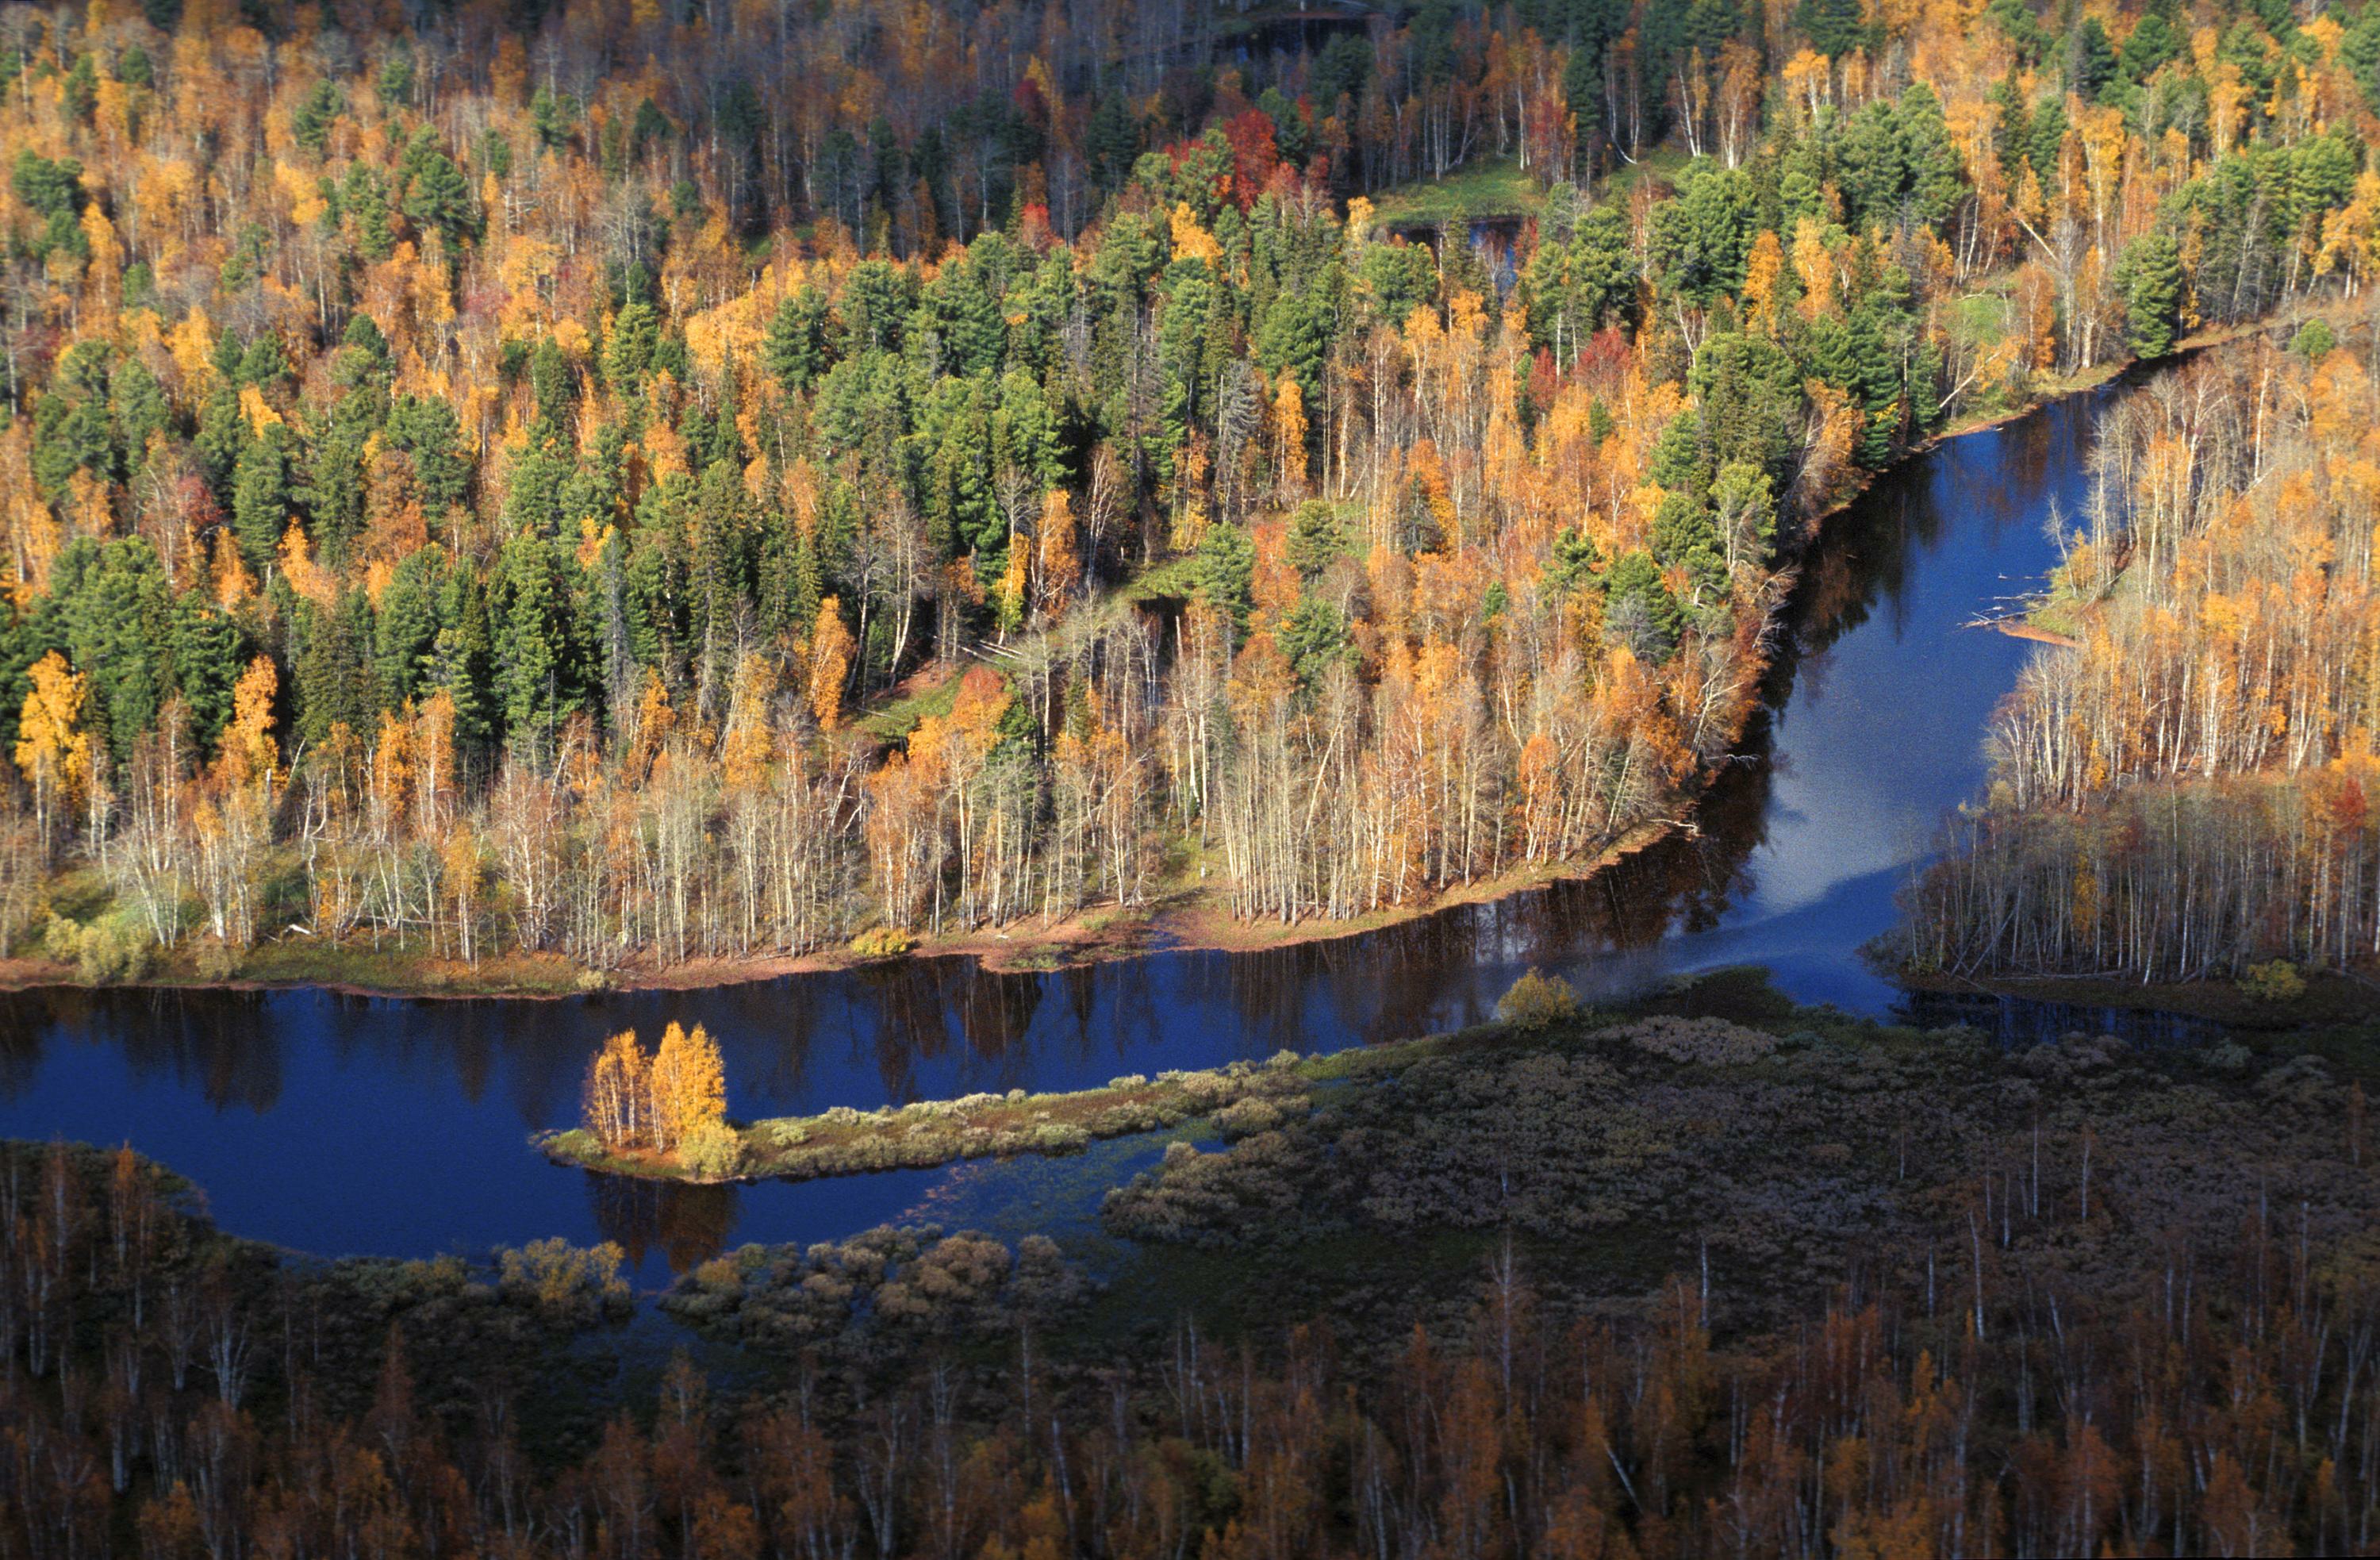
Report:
1,0,2374,975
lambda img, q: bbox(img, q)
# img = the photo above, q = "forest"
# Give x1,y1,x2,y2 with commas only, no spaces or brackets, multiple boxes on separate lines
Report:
5,0,2373,981
1898,317,2380,982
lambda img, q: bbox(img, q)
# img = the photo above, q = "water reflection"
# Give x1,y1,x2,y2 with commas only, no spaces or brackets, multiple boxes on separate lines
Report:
0,387,2125,1272
587,1173,740,1274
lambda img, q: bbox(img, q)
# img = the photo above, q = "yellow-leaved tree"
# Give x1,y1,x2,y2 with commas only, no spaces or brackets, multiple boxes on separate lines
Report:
582,1030,649,1151
649,1021,727,1153
14,651,91,845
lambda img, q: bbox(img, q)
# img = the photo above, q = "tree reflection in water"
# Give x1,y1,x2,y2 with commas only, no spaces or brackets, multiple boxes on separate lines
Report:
585,1170,739,1275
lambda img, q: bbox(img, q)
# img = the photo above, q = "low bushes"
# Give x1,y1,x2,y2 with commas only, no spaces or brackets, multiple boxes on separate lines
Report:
659,1224,1086,1355
678,1120,745,1179
494,1237,632,1324
44,910,157,983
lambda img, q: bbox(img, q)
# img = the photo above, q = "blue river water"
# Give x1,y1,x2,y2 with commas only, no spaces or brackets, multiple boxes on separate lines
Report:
0,386,2108,1279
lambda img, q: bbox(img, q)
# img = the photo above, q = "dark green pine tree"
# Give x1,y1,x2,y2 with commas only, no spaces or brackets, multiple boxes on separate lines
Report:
1603,549,1684,661
496,532,574,750
170,589,244,748
109,359,168,467
1197,521,1255,647
1545,526,1604,605
56,537,171,764
387,395,469,516
1086,94,1139,192
344,164,396,261
761,286,829,391
529,338,574,428
2117,231,2186,359
31,344,116,497
1287,501,1347,579
2068,16,2118,101
231,428,294,575
399,133,478,248
300,417,369,568
603,299,660,388
429,568,495,749
1795,0,1868,60
373,547,446,707
293,80,341,159
1280,595,1351,698
294,589,378,751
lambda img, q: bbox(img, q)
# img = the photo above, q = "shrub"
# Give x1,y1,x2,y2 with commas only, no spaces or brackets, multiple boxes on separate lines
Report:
1108,1074,1148,1090
1623,1016,1778,1066
1497,968,1580,1031
850,925,914,959
2240,960,2305,1003
2198,1039,2253,1077
48,912,157,984
42,914,79,963
1217,1093,1305,1140
497,1237,628,1318
191,936,240,981
679,1120,745,1179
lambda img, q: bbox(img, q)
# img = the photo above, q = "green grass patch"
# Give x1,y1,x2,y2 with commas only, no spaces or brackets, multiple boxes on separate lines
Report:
852,667,964,743
1371,156,1544,228
228,939,593,995
1119,555,1203,604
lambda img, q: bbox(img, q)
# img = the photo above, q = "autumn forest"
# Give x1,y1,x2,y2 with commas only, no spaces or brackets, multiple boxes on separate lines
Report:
9,0,2380,1554
7,0,2372,981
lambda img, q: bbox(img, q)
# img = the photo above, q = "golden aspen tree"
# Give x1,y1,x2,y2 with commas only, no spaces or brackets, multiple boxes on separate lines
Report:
649,1021,726,1153
807,599,854,730
1273,376,1309,496
582,1029,651,1150
215,657,280,793
1035,490,1081,613
14,652,92,843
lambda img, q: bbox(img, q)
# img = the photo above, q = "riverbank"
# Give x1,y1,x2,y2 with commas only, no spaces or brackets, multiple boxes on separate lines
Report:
0,819,1684,999
1895,963,2380,1033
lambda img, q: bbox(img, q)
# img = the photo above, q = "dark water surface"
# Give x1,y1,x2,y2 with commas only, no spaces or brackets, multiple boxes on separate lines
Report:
0,390,2115,1277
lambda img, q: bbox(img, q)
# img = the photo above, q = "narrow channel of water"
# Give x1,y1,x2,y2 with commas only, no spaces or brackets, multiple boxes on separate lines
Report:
0,386,2132,1278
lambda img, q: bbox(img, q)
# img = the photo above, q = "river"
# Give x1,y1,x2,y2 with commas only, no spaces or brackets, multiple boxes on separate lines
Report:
0,385,2116,1279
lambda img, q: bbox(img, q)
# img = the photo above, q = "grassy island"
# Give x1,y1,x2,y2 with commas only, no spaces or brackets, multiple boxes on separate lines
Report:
540,1049,1322,1185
